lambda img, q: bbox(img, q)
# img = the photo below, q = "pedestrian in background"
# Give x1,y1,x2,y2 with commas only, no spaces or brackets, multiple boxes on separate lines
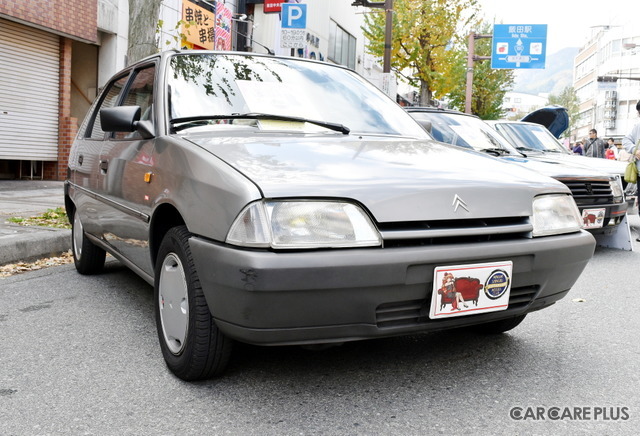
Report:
605,137,618,160
584,129,606,158
573,141,583,155
623,101,640,156
622,101,640,241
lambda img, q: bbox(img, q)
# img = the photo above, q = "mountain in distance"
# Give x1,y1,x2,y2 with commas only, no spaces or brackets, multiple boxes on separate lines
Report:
511,47,579,96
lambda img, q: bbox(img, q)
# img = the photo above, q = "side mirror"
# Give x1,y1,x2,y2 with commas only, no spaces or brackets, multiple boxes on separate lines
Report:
100,106,155,139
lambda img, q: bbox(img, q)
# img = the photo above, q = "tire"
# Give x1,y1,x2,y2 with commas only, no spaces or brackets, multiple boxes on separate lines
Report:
154,226,232,381
475,314,526,334
72,210,106,275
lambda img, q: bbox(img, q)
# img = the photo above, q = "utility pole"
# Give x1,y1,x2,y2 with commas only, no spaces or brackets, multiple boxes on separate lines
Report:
351,1,393,96
351,2,392,70
465,32,492,114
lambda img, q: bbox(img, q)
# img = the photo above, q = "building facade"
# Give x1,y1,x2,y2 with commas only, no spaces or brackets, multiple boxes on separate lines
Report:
572,25,640,143
501,91,548,120
0,0,129,180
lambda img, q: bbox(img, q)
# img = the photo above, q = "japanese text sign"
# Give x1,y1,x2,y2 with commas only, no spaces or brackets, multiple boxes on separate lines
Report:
491,24,547,69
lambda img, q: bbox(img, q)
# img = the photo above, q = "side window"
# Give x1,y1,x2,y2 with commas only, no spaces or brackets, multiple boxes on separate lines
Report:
114,65,156,140
86,75,129,139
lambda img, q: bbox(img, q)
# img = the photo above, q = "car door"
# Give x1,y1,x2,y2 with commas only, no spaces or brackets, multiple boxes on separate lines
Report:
96,63,157,275
71,74,130,236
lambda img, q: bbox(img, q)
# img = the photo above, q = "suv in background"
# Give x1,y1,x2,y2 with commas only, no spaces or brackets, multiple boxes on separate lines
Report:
406,107,627,235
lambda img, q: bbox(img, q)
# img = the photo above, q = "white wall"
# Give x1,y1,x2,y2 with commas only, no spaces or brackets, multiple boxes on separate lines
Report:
97,0,129,87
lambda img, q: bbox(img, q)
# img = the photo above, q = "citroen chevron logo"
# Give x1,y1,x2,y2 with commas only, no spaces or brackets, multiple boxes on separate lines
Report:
452,194,469,213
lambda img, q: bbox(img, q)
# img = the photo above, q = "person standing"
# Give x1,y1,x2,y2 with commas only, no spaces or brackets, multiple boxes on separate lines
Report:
605,138,618,159
622,101,640,241
623,101,640,157
573,141,584,155
584,129,606,158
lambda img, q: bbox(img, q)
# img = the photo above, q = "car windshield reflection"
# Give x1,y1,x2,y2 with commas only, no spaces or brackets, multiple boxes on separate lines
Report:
167,54,428,138
495,123,569,154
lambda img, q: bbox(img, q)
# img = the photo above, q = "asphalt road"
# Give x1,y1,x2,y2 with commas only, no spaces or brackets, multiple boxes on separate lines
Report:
2,232,640,435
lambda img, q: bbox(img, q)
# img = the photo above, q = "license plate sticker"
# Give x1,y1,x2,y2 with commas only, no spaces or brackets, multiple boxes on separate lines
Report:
429,261,513,319
581,208,606,229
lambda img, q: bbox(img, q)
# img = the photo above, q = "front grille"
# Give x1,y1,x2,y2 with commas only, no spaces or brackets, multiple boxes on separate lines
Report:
375,285,540,329
379,216,532,248
561,179,613,206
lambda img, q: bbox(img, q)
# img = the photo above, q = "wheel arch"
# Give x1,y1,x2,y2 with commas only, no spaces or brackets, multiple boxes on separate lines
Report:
150,203,186,271
64,192,76,219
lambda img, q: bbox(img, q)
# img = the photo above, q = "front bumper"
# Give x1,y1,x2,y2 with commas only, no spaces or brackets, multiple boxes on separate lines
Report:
189,231,595,345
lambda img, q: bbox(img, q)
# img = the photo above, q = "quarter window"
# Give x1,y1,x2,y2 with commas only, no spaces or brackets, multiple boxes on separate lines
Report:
113,65,156,140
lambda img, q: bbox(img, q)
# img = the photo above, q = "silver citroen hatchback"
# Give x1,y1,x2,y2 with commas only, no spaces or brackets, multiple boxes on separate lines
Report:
65,51,595,381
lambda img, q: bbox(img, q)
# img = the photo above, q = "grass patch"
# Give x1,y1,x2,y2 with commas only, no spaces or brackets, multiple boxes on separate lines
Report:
7,207,70,229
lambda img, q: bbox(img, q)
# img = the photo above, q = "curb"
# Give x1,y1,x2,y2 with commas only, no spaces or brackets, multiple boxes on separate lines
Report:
0,226,71,265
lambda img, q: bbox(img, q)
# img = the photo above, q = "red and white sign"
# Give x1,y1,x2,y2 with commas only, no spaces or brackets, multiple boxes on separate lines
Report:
264,0,285,13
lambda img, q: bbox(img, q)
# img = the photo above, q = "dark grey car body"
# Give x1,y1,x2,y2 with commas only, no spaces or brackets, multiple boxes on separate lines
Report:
65,51,595,379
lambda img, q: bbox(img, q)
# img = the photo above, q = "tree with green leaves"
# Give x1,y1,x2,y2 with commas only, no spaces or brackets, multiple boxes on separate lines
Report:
447,22,515,119
362,0,480,106
548,86,579,136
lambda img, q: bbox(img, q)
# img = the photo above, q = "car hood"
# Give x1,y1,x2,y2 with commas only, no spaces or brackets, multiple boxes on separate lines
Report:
521,105,569,138
184,132,567,222
516,151,626,177
501,155,611,179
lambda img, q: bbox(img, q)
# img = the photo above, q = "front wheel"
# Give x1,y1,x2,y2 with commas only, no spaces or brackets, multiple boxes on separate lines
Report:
475,314,526,334
154,226,232,381
71,210,106,275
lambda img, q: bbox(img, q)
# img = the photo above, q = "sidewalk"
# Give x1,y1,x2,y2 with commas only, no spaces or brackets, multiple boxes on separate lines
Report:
0,180,70,265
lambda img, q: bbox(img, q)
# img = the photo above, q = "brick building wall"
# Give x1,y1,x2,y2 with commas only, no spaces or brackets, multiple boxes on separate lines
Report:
53,37,77,181
0,0,97,43
1,0,97,180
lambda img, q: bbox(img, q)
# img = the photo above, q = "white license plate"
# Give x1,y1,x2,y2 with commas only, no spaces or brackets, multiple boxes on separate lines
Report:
581,208,606,229
429,261,513,319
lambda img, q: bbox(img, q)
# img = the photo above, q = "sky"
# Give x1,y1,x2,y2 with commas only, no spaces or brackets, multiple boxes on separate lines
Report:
477,0,633,55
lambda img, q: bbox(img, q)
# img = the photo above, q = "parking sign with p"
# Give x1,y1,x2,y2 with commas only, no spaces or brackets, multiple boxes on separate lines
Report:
281,3,307,29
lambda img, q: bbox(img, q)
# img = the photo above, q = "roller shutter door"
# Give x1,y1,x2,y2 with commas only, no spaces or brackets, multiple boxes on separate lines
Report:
0,18,60,160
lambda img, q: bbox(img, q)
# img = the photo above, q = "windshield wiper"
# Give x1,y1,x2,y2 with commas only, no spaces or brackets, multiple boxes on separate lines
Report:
171,113,350,135
479,147,511,156
516,146,542,153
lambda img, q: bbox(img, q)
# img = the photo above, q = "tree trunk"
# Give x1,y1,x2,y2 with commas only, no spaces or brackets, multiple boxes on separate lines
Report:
127,0,162,65
419,81,432,107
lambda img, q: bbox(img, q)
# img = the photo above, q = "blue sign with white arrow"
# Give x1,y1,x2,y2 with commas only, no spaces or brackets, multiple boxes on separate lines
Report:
491,24,547,69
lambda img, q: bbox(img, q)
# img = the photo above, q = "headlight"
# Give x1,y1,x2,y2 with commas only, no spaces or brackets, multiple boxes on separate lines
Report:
610,178,624,203
226,200,382,249
532,194,582,237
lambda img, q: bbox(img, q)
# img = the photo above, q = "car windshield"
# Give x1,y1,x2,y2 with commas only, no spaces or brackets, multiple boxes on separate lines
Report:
166,53,428,138
494,122,570,154
409,111,518,153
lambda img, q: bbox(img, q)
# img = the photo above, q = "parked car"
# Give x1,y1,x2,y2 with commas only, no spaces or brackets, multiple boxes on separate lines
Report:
484,106,637,215
406,107,627,234
65,51,595,381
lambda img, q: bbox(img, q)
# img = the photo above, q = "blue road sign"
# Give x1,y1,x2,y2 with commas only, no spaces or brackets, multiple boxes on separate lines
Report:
281,3,307,29
491,24,547,69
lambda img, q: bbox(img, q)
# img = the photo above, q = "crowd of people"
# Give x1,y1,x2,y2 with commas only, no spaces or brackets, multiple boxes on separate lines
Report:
569,128,632,161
